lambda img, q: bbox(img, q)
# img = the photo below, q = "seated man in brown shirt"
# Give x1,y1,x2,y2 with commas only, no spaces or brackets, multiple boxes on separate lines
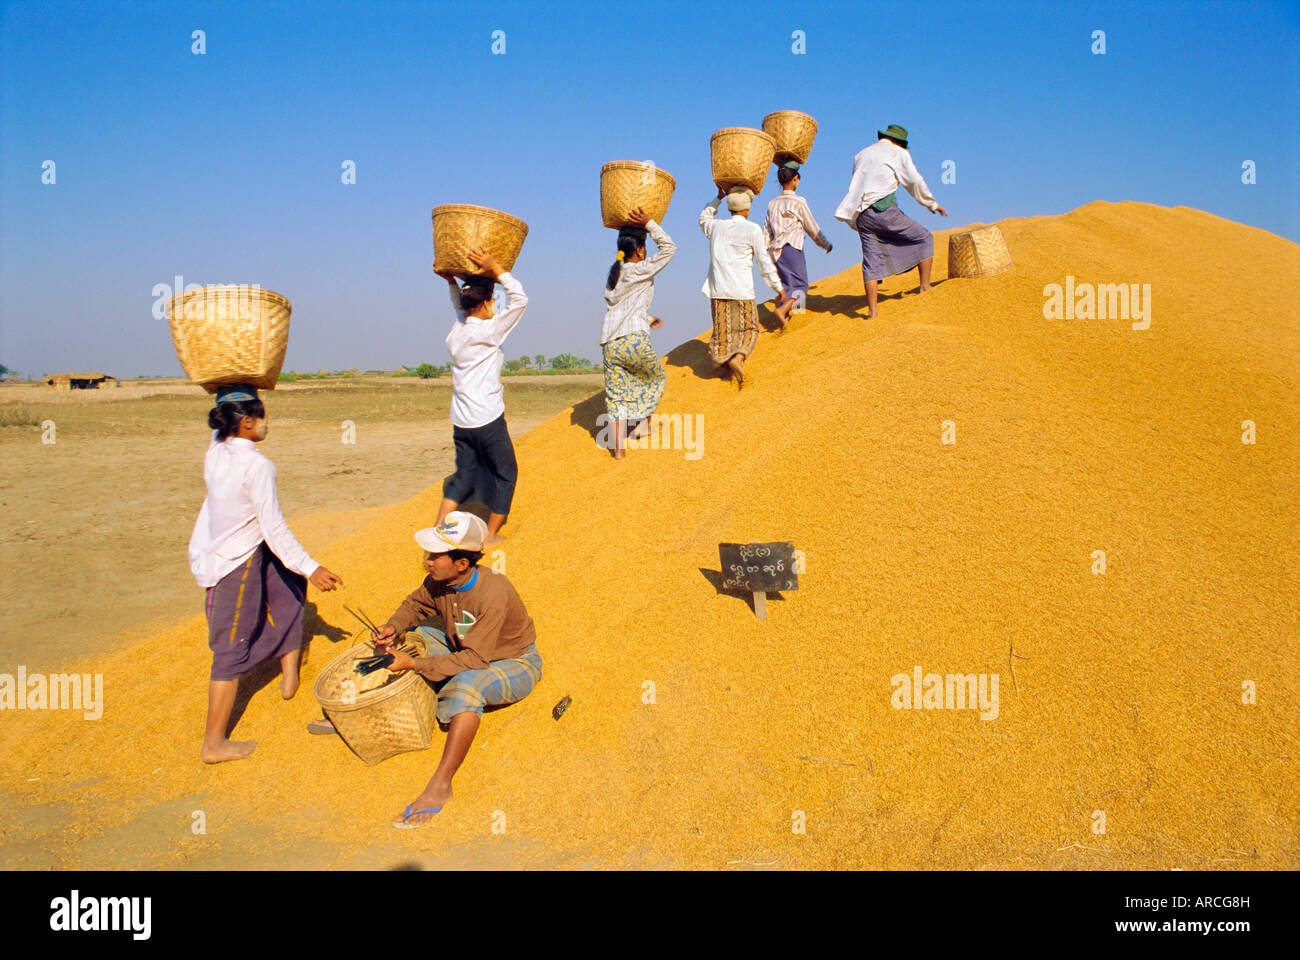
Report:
376,511,543,827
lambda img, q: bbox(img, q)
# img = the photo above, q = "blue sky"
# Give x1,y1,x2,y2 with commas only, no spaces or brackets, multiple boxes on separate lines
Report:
2,0,1297,377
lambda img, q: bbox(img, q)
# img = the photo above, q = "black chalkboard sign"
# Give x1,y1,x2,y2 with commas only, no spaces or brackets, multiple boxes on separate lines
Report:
719,542,798,619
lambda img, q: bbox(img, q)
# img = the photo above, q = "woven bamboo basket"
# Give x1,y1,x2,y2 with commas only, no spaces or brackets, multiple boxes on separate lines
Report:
312,631,439,765
947,225,1013,278
167,285,291,393
710,127,776,195
431,204,529,278
600,162,676,229
762,111,818,165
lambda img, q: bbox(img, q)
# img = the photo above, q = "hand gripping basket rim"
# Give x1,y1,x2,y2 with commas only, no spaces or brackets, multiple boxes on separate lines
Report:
710,127,777,195
431,204,530,277
312,632,440,765
599,161,678,229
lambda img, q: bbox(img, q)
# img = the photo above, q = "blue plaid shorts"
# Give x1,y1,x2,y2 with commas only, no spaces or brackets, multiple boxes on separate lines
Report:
415,626,542,724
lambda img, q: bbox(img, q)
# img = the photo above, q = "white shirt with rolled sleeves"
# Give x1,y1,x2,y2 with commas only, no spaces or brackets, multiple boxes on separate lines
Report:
445,271,528,429
834,139,940,224
600,219,675,345
188,435,319,588
698,198,783,301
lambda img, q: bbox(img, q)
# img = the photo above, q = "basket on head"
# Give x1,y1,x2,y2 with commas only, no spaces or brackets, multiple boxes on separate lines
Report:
762,111,818,165
947,225,1013,279
710,127,776,195
431,204,529,278
600,162,676,229
312,631,439,765
167,285,291,394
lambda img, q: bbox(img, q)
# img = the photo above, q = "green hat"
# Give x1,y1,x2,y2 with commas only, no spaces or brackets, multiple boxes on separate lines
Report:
877,124,909,147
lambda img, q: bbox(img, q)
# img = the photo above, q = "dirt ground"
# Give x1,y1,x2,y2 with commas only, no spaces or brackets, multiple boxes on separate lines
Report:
0,375,603,670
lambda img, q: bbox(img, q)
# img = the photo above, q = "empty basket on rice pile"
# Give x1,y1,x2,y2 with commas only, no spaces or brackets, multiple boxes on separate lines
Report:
600,161,676,229
312,631,439,765
710,127,776,195
948,225,1013,278
167,285,291,393
431,204,529,278
762,110,818,165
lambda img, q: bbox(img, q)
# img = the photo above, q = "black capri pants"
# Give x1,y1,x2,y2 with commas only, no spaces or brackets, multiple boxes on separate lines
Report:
443,413,518,516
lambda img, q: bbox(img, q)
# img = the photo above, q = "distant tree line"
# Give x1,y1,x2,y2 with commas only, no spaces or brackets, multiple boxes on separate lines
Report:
503,353,597,373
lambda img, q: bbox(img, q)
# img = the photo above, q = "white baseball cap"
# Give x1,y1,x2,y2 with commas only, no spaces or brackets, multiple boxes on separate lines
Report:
415,512,489,554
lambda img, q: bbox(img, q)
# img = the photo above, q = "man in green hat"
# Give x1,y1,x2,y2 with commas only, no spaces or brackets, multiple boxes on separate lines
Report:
835,124,948,318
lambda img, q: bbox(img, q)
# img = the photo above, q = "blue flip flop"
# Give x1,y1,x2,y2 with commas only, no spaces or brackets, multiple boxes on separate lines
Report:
393,803,442,829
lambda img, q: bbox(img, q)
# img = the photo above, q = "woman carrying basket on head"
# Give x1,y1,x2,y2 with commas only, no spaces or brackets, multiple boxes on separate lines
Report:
189,385,342,764
764,160,833,328
433,247,528,547
700,186,785,388
600,206,675,459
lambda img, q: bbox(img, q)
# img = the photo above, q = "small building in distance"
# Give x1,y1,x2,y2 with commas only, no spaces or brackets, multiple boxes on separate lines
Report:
47,372,120,391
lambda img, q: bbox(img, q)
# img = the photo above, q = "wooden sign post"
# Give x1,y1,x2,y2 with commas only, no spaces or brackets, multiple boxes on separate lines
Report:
718,541,798,620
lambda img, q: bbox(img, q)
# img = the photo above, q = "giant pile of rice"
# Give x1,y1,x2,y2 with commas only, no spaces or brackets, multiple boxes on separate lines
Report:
1,201,1295,869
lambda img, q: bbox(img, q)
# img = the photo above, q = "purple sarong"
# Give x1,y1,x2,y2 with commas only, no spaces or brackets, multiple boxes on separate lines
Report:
774,244,809,296
854,206,933,283
205,542,307,681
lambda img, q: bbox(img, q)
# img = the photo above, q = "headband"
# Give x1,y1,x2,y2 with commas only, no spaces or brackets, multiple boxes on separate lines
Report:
215,384,259,404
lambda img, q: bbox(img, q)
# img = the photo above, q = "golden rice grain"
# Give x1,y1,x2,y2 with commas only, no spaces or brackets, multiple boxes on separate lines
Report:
1,201,1296,869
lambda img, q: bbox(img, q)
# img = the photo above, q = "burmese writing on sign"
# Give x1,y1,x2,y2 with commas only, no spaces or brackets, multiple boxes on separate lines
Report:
718,542,799,593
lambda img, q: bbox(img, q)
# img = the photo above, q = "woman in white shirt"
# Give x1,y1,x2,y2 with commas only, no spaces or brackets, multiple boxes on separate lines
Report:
600,206,675,459
433,247,528,544
700,187,785,388
189,385,342,764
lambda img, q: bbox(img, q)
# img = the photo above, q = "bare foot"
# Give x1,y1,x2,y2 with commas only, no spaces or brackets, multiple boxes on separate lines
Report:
201,739,256,764
918,283,933,293
280,663,300,700
483,532,507,548
396,782,453,827
728,356,745,389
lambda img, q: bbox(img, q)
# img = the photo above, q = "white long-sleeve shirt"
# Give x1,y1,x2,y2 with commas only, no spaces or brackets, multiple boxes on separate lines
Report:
763,190,832,258
445,271,528,429
189,435,319,588
600,219,675,344
699,198,783,301
834,139,940,223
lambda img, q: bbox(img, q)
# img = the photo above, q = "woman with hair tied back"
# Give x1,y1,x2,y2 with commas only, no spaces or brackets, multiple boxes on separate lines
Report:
600,206,675,459
188,385,342,764
764,160,832,328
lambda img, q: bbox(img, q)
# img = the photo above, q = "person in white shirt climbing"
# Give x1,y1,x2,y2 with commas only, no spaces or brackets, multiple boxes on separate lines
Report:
834,124,948,319
700,187,786,388
433,247,528,546
189,385,342,764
